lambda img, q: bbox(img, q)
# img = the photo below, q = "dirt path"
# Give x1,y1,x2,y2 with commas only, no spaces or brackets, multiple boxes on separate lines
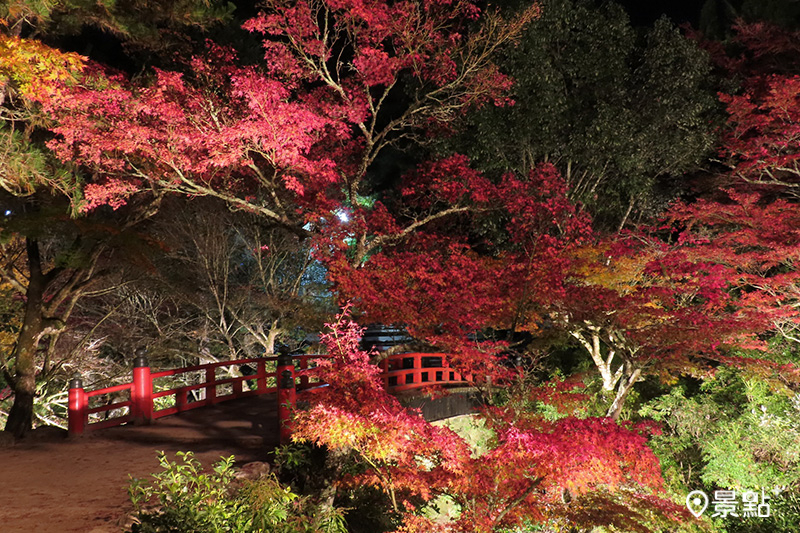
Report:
0,396,280,533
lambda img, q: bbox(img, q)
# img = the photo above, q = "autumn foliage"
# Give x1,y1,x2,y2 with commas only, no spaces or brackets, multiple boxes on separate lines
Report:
7,1,800,530
293,310,469,513
291,310,684,532
327,158,591,376
549,186,800,424
29,0,539,259
722,73,800,190
0,34,84,104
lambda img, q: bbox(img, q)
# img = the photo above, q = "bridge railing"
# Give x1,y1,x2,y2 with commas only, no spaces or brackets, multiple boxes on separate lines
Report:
379,353,473,393
67,352,475,439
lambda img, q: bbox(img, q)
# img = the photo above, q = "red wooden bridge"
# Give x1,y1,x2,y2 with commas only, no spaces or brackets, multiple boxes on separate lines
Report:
67,352,476,443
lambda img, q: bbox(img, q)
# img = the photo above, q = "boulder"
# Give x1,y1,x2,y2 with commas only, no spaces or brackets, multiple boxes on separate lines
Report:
234,461,271,480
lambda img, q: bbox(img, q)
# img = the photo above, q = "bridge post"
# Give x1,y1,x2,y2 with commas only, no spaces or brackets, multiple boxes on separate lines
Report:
257,359,267,392
205,367,217,405
379,357,389,390
68,373,87,436
298,356,310,389
132,355,153,425
277,354,296,445
176,387,189,413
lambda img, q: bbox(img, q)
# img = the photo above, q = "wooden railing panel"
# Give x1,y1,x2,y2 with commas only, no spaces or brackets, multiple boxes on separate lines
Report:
68,352,479,436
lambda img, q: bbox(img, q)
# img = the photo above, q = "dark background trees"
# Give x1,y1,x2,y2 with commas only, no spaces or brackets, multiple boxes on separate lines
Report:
443,0,720,230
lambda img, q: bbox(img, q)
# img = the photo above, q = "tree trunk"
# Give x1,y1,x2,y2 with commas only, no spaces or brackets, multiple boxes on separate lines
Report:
570,328,622,392
265,320,281,354
4,239,45,438
616,197,636,234
606,367,641,422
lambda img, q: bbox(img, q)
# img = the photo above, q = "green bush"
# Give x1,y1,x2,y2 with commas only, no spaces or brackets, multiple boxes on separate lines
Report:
640,367,800,532
129,451,346,533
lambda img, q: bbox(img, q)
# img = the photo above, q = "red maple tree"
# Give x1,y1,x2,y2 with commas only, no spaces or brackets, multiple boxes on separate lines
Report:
557,187,800,421
689,21,800,194
294,309,684,532
326,157,591,377
36,0,539,267
721,73,800,192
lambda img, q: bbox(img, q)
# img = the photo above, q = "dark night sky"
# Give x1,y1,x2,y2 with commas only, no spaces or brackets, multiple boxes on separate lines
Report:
619,0,704,26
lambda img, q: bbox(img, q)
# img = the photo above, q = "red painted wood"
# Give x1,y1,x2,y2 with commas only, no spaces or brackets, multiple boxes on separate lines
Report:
176,387,188,413
205,367,216,406
69,353,478,435
382,353,473,393
298,356,309,389
67,382,87,436
257,360,267,392
72,382,134,431
132,364,153,425
86,383,133,396
277,355,296,445
87,400,131,415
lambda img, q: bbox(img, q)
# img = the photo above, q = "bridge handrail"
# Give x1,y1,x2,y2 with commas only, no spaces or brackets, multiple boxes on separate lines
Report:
146,354,325,378
67,352,479,438
379,352,474,393
149,359,267,378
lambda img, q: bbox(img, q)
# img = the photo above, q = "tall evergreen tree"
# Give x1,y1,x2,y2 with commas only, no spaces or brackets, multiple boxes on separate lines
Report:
443,0,720,230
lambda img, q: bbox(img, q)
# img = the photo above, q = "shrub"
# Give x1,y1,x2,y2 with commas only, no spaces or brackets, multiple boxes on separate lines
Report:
129,451,346,533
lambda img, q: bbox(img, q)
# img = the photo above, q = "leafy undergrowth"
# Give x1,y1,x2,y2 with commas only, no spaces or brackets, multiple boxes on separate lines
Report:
128,451,346,533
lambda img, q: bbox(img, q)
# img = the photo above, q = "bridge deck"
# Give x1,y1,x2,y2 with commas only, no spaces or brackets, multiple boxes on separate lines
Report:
92,387,481,448
97,393,281,448
3,389,482,533
3,396,281,533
